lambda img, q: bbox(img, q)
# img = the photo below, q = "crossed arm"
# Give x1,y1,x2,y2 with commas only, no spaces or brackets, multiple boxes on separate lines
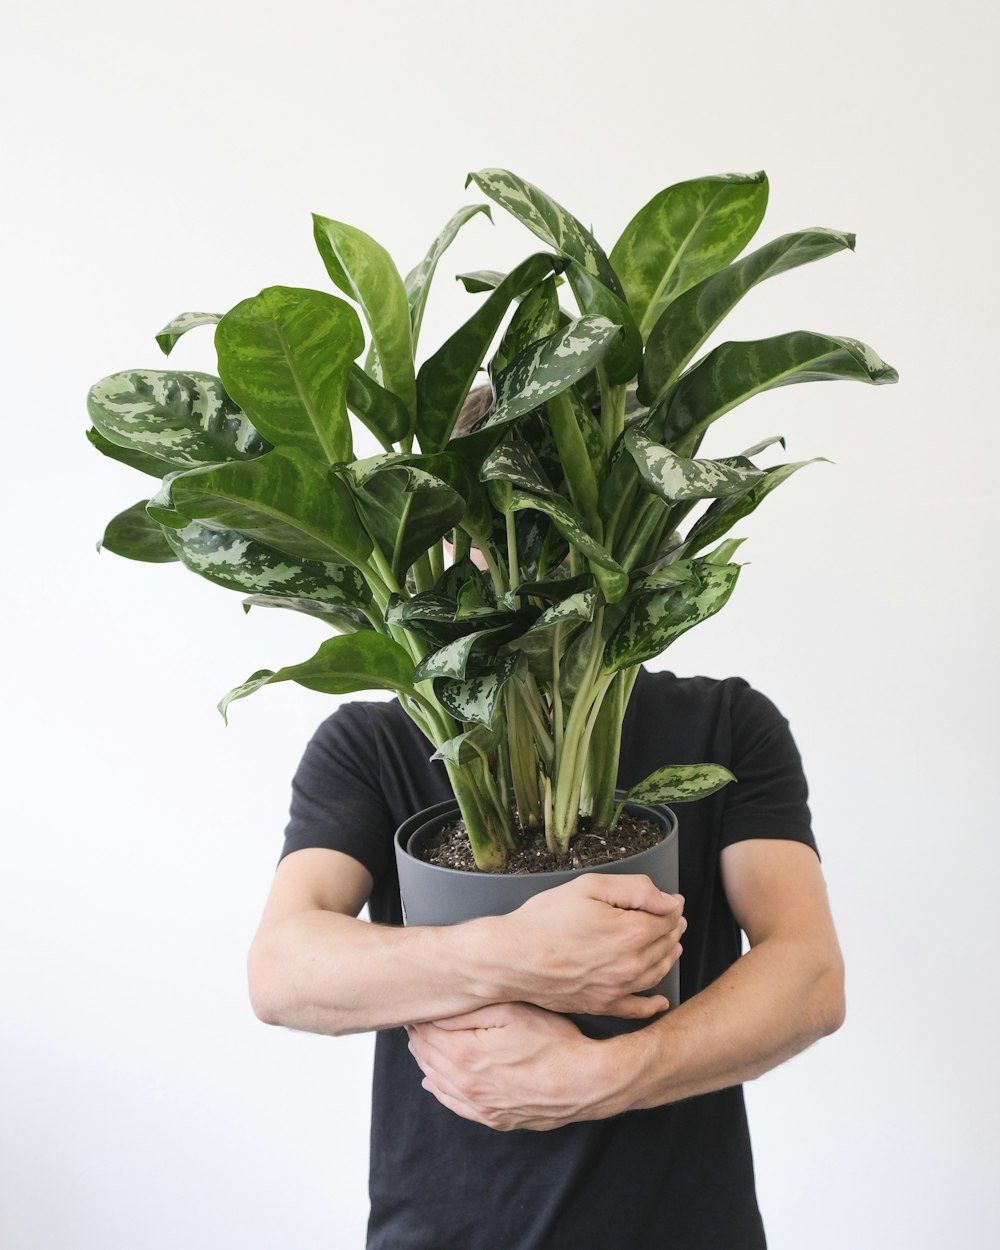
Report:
248,838,844,1131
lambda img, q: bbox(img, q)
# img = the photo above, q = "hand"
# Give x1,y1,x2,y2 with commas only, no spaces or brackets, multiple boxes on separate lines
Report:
500,874,686,1018
407,1002,621,1131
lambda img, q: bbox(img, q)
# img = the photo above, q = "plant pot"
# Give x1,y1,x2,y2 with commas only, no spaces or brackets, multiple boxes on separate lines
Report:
394,797,679,1039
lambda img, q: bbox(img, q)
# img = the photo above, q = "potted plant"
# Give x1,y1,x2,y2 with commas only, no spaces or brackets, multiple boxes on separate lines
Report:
87,167,895,1010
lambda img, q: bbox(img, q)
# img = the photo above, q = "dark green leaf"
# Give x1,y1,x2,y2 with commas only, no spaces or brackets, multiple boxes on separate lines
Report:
219,632,416,722
346,364,410,447
86,426,181,479
99,500,178,562
492,276,562,374
682,459,823,555
640,227,856,403
215,285,363,463
507,488,628,603
620,763,736,807
563,260,641,383
655,331,898,452
347,461,465,582
610,172,769,337
415,252,565,453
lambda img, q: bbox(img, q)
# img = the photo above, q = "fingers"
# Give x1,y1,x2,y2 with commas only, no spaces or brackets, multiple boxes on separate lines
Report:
426,1005,517,1032
603,992,670,1019
583,873,684,917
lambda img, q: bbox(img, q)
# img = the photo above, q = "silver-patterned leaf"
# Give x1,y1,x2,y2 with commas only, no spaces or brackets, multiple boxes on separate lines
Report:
163,521,373,606
605,562,741,670
240,594,373,633
479,316,621,433
86,426,184,479
682,459,823,556
155,311,222,356
466,168,623,296
620,763,736,807
87,370,269,469
507,488,629,604
434,656,516,728
624,427,765,501
412,628,505,683
430,723,500,765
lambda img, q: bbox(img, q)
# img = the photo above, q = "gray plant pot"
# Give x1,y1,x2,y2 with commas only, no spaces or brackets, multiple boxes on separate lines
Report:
394,797,679,1038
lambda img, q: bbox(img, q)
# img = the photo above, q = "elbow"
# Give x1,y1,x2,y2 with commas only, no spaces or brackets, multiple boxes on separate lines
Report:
247,941,286,1027
812,957,846,1039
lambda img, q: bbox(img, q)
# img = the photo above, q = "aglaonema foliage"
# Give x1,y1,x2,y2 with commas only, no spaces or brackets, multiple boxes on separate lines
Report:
88,168,897,869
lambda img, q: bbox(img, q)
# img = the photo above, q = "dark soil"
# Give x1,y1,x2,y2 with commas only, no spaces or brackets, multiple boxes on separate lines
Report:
419,812,664,874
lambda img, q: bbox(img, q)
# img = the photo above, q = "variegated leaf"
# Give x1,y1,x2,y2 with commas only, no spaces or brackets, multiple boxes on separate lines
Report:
312,215,416,419
412,628,507,684
405,204,492,346
467,168,623,296
682,459,822,556
619,763,736,808
162,446,373,566
506,589,598,676
435,657,516,728
86,426,183,479
480,436,554,493
639,228,856,403
456,270,507,293
87,370,269,469
605,562,740,670
218,633,416,722
624,427,765,501
492,275,562,374
155,311,221,356
564,260,642,384
506,488,629,603
215,286,362,464
610,172,769,337
655,331,899,453
163,521,373,606
415,252,565,453
479,316,621,433
241,594,372,633
99,500,178,563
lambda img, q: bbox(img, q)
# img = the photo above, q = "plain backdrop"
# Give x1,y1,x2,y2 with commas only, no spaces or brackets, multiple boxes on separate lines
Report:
2,1,997,1246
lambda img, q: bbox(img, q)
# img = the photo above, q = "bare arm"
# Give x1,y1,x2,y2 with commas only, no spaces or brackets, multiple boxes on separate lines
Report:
247,848,686,1036
407,839,845,1130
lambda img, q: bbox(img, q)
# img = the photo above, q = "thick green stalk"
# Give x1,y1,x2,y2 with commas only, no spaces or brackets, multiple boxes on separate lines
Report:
443,758,518,870
585,672,629,827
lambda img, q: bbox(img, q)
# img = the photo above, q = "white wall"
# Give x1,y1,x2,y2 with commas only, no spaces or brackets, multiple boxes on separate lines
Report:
2,1,997,1246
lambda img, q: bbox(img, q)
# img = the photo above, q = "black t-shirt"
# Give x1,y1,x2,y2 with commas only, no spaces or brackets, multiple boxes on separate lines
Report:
281,668,817,1250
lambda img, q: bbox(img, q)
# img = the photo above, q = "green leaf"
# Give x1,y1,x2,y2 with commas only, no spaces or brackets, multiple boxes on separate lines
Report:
415,252,565,453
430,723,500,765
467,168,623,296
346,364,410,447
682,459,822,555
456,270,507,293
610,172,769,337
162,520,372,607
413,628,509,683
99,500,179,562
155,311,221,356
623,427,765,501
215,286,363,464
605,562,741,669
479,315,621,434
348,462,465,582
640,227,856,404
505,589,598,679
563,260,641,384
86,426,181,479
312,215,416,419
656,331,898,452
506,488,629,603
218,632,416,722
405,204,492,347
87,370,269,470
619,763,736,807
162,446,373,566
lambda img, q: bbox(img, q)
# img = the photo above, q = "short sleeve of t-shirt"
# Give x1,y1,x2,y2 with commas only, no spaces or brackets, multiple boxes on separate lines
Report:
720,680,817,855
280,702,397,883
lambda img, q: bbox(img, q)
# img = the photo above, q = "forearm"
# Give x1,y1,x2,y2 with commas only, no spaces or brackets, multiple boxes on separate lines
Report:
594,936,846,1114
248,910,515,1036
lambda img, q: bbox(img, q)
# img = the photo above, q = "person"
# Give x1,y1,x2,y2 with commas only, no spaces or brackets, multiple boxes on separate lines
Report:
247,395,846,1250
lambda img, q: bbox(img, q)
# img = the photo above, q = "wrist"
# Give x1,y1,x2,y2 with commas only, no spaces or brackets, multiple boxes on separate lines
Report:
454,913,520,1005
589,1016,676,1116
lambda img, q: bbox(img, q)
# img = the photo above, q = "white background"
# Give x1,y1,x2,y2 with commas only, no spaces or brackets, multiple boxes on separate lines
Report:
2,1,997,1246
